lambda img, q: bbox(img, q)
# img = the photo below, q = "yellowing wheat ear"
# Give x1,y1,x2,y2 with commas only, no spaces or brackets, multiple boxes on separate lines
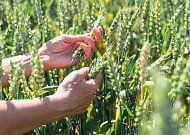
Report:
139,41,151,101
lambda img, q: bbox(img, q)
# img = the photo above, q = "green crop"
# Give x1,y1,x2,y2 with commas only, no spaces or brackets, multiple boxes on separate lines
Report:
0,0,190,134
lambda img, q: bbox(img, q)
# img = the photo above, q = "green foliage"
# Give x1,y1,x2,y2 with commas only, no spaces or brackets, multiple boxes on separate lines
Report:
1,0,190,134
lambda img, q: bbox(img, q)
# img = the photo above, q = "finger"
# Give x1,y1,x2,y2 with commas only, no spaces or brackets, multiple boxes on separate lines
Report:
71,95,94,115
79,94,95,105
75,94,95,111
93,72,102,85
93,28,102,47
83,72,102,86
76,67,90,81
98,26,103,36
81,72,102,92
81,77,100,93
62,35,85,43
80,43,92,61
79,99,94,114
83,36,96,52
79,102,91,114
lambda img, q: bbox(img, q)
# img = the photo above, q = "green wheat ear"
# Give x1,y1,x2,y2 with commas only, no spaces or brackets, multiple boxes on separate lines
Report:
34,0,44,30
30,34,45,98
155,0,162,57
141,0,150,44
170,57,190,134
167,4,184,32
88,56,107,79
9,61,24,99
57,0,68,35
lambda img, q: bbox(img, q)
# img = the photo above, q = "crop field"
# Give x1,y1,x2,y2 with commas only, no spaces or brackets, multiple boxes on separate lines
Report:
0,0,190,134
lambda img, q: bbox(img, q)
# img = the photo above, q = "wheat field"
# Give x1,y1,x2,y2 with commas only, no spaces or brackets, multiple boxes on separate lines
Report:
0,0,190,134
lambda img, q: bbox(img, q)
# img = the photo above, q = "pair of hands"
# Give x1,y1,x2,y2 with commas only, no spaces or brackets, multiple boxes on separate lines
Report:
39,27,103,116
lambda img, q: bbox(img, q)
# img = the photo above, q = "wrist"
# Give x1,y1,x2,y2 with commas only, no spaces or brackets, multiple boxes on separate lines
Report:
1,54,32,88
47,94,68,119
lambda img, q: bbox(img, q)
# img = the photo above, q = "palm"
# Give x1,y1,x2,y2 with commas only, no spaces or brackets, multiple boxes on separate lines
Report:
39,27,103,71
41,39,80,70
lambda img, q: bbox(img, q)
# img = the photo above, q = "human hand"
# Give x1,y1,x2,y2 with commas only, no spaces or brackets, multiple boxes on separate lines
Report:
39,27,103,71
52,67,102,117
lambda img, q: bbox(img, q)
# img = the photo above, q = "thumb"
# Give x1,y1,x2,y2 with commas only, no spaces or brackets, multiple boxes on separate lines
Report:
76,67,90,81
93,72,102,85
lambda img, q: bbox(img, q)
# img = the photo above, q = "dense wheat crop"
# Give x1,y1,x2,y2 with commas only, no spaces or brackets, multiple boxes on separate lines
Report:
0,0,190,134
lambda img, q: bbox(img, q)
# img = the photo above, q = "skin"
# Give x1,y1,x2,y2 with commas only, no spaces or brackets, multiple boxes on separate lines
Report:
0,27,103,135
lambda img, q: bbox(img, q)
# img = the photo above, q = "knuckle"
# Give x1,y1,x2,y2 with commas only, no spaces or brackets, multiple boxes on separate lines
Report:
71,70,78,75
90,80,98,90
83,35,89,40
70,71,79,78
76,35,82,40
78,72,83,76
62,36,68,42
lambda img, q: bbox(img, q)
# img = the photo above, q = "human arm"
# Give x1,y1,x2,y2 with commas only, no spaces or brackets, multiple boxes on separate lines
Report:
0,27,103,134
1,54,32,88
0,67,102,135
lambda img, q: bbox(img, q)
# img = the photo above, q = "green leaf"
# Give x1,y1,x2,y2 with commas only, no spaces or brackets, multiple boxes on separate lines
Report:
86,104,93,122
121,99,133,117
42,85,58,91
106,80,113,89
7,46,13,50
105,94,111,100
97,122,114,134
106,123,115,135
38,86,58,95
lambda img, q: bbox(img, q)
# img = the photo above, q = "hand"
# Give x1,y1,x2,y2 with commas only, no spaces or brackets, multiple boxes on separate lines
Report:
52,67,102,117
39,27,103,71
